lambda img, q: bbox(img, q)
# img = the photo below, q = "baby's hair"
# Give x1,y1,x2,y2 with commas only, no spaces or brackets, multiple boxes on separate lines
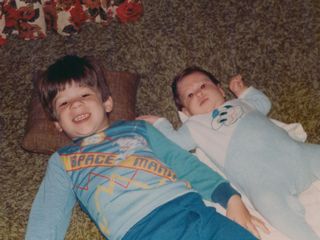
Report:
171,66,220,110
37,55,111,120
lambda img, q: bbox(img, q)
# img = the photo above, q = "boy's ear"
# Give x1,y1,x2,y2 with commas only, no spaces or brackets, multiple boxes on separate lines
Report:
54,121,63,132
182,107,191,117
103,96,113,113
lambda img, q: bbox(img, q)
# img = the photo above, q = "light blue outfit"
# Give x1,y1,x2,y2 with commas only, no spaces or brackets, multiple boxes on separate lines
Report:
25,120,255,240
154,87,320,240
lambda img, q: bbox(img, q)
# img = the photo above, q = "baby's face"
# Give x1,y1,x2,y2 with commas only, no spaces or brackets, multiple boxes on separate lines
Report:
53,81,113,138
178,72,225,116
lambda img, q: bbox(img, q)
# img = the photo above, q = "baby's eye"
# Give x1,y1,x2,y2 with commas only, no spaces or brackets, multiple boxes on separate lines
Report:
81,93,90,98
200,83,206,89
187,93,194,98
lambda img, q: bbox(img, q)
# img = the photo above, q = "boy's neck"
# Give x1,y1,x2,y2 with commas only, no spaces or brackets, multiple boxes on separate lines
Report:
73,124,111,146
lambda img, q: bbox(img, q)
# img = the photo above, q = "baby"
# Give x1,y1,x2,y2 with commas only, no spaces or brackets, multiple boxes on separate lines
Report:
138,66,320,240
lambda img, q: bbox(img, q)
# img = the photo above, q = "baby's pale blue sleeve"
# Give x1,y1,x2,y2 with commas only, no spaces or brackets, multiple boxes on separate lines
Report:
25,152,76,240
144,122,238,207
153,118,196,151
239,86,271,115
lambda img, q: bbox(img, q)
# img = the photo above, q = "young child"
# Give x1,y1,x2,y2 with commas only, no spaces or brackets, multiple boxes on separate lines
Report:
25,56,262,240
138,66,320,240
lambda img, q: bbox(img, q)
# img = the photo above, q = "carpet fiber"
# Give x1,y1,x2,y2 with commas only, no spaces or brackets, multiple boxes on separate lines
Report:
1,1,320,239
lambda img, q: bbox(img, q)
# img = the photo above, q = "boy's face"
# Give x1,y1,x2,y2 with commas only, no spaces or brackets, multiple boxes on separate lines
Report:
178,72,225,116
53,81,113,139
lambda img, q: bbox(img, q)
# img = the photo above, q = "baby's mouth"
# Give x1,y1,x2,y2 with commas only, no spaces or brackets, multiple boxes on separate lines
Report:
199,98,208,106
73,113,90,122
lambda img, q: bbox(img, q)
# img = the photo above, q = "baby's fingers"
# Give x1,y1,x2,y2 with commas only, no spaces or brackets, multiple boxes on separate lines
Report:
136,115,148,120
136,115,160,124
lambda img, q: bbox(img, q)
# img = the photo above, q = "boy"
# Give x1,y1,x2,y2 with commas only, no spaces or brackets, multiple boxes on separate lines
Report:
138,66,320,240
25,56,260,240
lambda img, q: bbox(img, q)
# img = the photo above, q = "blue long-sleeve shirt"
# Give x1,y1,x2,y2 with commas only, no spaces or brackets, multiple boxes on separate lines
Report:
25,120,237,240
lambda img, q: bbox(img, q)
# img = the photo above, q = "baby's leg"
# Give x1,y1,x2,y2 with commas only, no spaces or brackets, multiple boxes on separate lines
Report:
251,190,319,240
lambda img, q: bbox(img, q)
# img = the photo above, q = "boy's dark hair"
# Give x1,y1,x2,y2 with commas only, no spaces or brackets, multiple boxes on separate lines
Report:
37,55,111,121
171,66,220,110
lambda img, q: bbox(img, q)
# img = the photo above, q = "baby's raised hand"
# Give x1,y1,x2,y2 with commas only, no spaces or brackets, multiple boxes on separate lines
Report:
136,115,161,124
229,74,248,97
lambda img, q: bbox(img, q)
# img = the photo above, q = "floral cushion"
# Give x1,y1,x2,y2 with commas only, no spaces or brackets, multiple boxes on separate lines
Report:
1,1,47,42
0,0,143,44
0,9,6,45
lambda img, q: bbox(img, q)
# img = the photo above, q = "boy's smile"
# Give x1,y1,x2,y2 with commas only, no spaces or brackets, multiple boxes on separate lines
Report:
53,81,113,139
73,113,91,123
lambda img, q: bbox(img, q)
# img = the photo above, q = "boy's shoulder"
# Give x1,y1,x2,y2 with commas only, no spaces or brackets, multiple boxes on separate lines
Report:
109,119,141,128
56,120,151,154
108,120,154,139
109,119,147,131
111,119,159,132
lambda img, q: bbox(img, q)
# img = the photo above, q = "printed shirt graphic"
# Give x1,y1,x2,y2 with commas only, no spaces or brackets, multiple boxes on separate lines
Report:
58,122,192,239
210,104,245,130
186,99,253,169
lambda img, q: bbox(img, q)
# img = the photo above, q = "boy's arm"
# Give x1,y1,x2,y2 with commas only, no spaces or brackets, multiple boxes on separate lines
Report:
144,121,269,238
25,152,76,240
143,121,237,208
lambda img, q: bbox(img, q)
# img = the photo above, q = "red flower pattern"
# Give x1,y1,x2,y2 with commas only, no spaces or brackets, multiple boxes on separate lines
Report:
0,0,143,45
116,0,143,23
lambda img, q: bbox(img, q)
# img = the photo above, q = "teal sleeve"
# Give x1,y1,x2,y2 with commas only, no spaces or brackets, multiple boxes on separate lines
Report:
25,152,76,240
211,182,240,209
143,122,239,207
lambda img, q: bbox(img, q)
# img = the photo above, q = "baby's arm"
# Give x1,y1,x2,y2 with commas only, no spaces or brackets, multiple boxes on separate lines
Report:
229,74,272,115
137,115,197,151
229,74,248,97
25,153,76,240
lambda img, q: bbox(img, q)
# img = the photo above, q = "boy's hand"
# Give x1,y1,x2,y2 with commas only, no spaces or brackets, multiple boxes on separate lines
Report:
136,115,161,124
229,74,248,97
226,195,270,239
